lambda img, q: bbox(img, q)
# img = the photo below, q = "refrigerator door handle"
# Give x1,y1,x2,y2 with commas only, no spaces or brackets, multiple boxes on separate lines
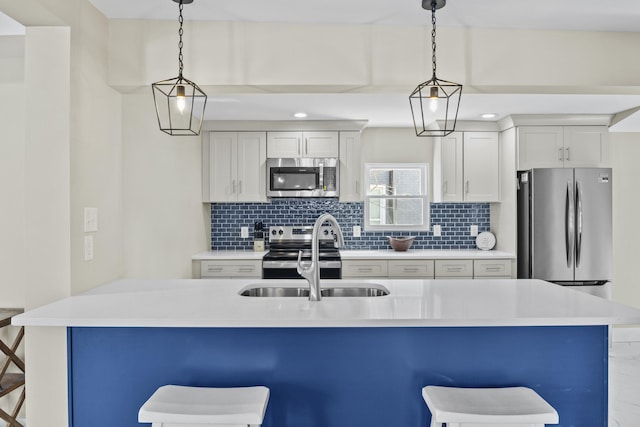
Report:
576,180,583,267
566,181,575,269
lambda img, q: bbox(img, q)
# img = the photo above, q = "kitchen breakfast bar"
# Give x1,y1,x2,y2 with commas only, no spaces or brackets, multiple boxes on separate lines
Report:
13,278,640,427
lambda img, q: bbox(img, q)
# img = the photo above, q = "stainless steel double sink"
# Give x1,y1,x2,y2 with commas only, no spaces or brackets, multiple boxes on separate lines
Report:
239,283,389,298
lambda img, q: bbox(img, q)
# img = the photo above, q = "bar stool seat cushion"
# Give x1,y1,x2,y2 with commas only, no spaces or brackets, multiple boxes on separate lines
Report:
422,385,559,425
138,385,270,425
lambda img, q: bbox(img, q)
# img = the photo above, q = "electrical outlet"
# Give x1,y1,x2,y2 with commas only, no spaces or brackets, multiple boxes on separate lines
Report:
241,227,249,238
353,225,361,238
433,224,441,237
470,225,479,237
84,235,94,261
84,207,98,232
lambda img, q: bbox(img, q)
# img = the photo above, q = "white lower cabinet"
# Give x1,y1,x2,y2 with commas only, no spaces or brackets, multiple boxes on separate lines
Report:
388,260,435,278
473,259,512,279
434,260,474,278
200,260,262,278
342,260,388,278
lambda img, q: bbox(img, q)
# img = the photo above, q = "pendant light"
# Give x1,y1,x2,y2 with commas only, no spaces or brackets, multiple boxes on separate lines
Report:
409,0,462,137
152,0,207,136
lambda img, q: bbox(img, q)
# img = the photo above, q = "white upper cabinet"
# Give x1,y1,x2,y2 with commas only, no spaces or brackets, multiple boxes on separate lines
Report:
267,131,339,158
203,132,267,203
339,131,362,202
517,126,609,170
434,131,500,203
463,132,500,202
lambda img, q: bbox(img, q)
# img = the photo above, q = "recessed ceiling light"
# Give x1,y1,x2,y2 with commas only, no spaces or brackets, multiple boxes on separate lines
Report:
481,113,497,119
293,112,307,118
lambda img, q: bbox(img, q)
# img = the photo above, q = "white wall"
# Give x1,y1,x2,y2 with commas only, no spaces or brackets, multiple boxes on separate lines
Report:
611,133,640,308
23,26,71,427
122,92,209,278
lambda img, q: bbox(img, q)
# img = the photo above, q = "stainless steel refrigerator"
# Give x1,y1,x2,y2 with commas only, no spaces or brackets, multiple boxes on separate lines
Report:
517,168,612,285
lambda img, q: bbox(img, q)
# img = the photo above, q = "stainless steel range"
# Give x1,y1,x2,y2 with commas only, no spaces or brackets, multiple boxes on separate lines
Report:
262,225,342,279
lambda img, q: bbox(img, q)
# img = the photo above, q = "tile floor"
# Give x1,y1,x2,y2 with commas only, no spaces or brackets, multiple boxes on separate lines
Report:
609,340,640,426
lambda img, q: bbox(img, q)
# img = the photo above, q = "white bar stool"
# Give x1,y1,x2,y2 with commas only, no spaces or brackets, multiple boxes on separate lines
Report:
422,385,559,427
138,385,270,427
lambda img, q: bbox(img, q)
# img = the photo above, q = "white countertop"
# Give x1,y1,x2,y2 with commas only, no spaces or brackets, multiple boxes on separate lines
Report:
192,249,515,260
13,278,640,328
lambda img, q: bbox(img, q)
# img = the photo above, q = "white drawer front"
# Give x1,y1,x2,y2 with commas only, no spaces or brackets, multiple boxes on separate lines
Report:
473,259,512,278
200,260,261,278
342,260,388,277
435,260,473,278
388,260,435,278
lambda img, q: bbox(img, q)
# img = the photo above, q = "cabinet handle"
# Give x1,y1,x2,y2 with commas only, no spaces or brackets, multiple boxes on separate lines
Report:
355,179,359,194
238,267,254,273
207,267,223,272
565,147,570,161
232,180,237,194
238,180,242,194
357,267,373,272
446,266,463,272
443,181,448,194
485,266,502,272
558,147,564,161
305,137,309,156
298,137,302,156
403,267,419,272
465,181,469,194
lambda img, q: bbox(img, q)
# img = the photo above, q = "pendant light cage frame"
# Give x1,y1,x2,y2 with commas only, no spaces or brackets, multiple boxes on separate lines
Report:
152,0,207,136
410,0,462,137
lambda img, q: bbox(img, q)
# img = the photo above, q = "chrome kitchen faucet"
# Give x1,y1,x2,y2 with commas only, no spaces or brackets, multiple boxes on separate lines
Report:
297,213,345,301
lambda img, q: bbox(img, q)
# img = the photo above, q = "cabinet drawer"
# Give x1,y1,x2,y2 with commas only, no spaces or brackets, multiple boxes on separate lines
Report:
200,260,262,278
388,260,435,278
342,260,388,277
473,259,512,278
435,260,473,278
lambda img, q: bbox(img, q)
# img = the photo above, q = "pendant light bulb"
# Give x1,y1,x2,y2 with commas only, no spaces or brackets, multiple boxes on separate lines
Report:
176,85,186,112
429,86,439,113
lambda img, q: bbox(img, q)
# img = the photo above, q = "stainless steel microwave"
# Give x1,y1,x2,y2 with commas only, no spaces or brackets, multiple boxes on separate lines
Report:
266,158,339,198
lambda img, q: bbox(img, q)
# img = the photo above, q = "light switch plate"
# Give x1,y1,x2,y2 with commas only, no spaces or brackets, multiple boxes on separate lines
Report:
84,235,94,261
241,226,249,238
353,225,361,238
470,225,478,237
433,224,441,237
84,207,98,232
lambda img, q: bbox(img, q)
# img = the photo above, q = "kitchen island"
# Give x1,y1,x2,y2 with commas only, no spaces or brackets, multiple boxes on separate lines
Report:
14,278,640,427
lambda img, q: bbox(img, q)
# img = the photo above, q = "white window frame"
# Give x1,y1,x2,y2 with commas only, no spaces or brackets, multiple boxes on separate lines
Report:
363,163,430,232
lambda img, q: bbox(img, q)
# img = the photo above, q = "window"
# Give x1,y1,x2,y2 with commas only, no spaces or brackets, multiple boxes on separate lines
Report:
364,163,430,231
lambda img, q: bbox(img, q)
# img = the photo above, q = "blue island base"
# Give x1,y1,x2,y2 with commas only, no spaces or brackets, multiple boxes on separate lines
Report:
68,326,607,427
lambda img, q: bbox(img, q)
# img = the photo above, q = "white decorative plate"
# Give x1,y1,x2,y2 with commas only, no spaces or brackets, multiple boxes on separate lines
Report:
476,231,496,251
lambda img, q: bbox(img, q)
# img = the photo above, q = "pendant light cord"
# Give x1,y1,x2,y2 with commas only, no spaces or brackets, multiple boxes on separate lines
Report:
178,0,184,78
431,0,437,79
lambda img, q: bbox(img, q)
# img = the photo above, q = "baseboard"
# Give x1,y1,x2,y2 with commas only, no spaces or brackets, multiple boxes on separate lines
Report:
611,326,640,342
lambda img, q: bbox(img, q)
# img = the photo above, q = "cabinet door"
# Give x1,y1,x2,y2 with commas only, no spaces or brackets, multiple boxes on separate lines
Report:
463,132,500,202
236,132,267,202
208,132,237,202
473,259,513,278
342,260,388,277
267,132,302,157
200,260,262,278
435,259,473,278
303,131,339,157
517,126,564,170
388,260,435,278
563,126,609,168
440,132,464,202
339,131,362,202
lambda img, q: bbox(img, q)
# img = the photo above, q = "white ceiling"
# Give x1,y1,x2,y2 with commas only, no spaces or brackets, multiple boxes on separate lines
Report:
7,0,640,130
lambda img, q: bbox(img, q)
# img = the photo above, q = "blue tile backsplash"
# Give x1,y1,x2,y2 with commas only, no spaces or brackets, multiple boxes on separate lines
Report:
210,199,490,250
